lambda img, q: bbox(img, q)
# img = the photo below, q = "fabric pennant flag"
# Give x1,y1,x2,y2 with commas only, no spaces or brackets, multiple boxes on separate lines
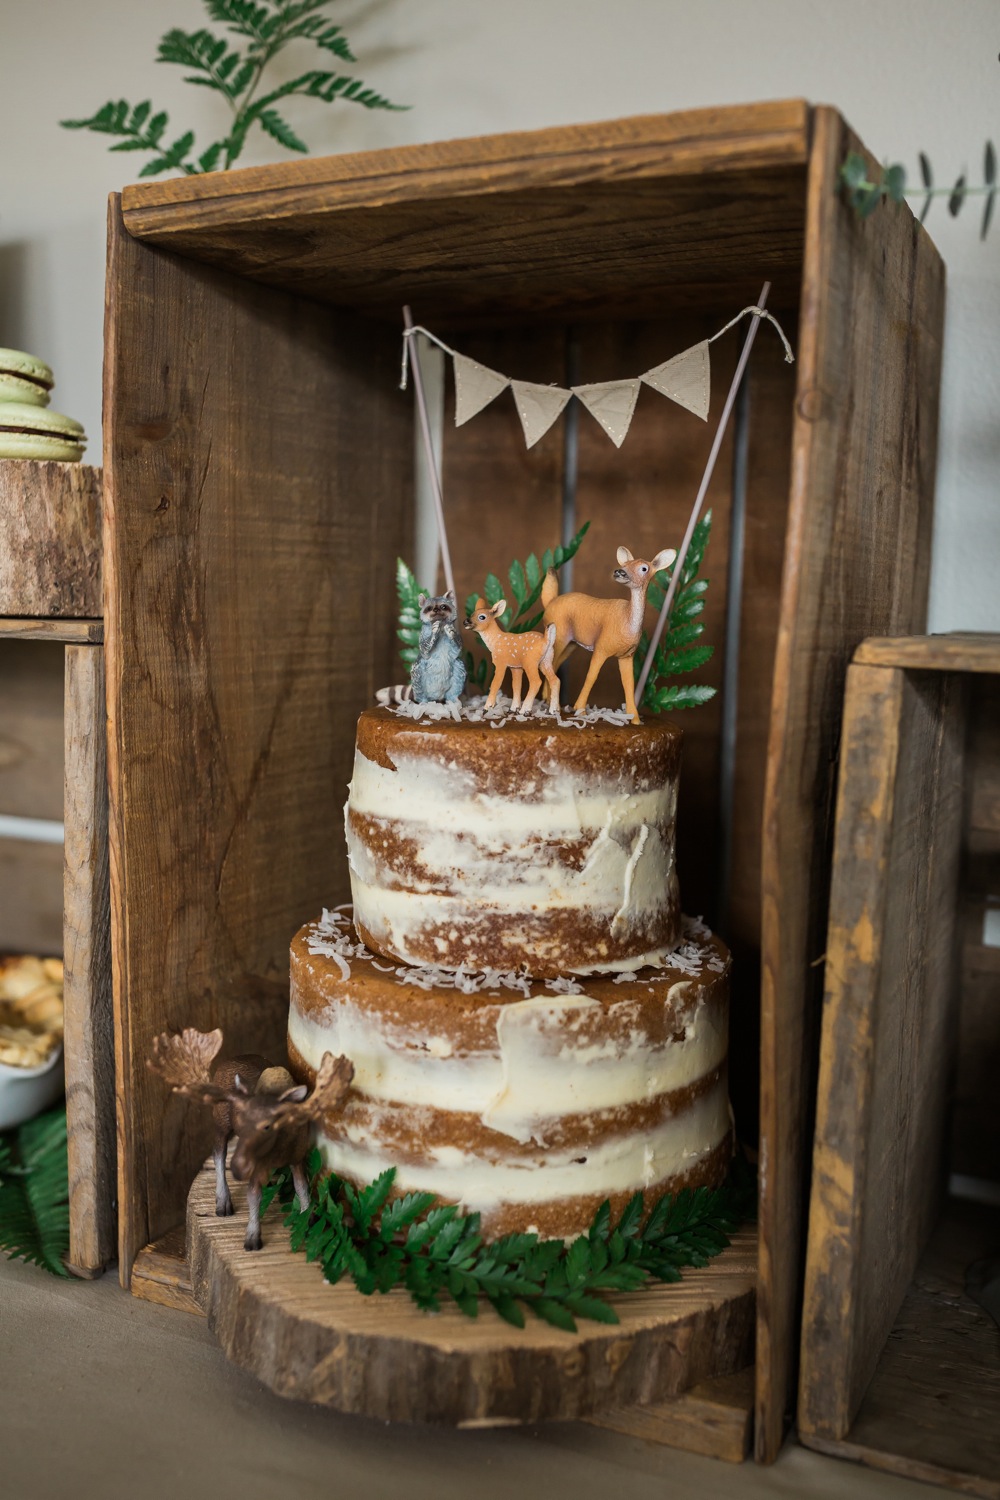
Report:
641,340,711,421
510,380,572,448
571,379,642,448
453,352,509,426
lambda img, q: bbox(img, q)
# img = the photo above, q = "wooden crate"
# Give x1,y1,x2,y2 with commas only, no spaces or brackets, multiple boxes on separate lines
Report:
799,634,1000,1498
0,460,114,1278
105,101,944,1459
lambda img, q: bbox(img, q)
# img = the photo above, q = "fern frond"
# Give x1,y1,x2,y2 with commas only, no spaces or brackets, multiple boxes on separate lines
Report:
0,1108,70,1277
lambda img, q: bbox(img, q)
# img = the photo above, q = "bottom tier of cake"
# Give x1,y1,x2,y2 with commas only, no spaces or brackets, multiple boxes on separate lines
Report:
288,909,732,1240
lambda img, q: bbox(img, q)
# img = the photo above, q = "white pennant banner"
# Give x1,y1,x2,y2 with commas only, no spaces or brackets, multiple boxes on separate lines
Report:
453,353,510,426
641,340,711,421
403,305,793,450
510,380,573,448
571,379,642,448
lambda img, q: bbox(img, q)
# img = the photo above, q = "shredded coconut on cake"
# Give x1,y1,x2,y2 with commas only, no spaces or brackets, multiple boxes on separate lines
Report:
383,693,633,729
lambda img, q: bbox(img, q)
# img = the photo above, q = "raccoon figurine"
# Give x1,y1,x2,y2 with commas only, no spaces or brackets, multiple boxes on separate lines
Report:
409,591,467,703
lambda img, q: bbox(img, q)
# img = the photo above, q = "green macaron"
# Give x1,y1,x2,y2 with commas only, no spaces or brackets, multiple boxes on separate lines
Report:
0,401,86,461
0,349,54,407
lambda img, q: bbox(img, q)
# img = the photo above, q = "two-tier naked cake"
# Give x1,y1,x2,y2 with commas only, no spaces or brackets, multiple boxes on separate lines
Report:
288,705,733,1238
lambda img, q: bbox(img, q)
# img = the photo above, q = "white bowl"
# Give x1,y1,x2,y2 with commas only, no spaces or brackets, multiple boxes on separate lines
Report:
0,1044,64,1130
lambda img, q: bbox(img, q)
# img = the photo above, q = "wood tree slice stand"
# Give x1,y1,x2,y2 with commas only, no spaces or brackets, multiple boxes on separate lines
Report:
187,1156,757,1426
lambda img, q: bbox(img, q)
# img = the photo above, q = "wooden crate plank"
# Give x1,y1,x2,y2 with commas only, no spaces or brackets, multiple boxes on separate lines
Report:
758,106,945,1460
856,633,1000,674
0,639,64,822
798,662,966,1441
0,620,103,643
119,106,810,322
104,198,413,1283
588,1366,754,1462
802,1200,1000,1500
0,838,63,953
63,643,115,1276
131,1225,203,1316
0,461,102,618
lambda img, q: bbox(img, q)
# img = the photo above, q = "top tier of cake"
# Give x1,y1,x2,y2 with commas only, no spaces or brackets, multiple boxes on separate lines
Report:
344,708,683,977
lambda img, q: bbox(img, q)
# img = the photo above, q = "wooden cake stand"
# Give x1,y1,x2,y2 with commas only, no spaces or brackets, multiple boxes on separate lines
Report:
186,1156,757,1426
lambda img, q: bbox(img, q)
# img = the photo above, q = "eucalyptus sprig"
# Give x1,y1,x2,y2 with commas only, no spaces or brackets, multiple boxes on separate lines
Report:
262,1148,755,1331
0,1107,70,1278
633,511,716,713
61,0,406,178
840,145,998,239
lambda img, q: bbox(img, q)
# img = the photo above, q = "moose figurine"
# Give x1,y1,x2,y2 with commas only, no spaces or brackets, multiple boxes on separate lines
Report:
148,1027,353,1251
541,544,677,723
465,597,560,715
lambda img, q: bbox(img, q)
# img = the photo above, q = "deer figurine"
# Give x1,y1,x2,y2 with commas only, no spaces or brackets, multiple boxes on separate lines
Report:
464,597,560,714
148,1027,353,1251
541,545,676,723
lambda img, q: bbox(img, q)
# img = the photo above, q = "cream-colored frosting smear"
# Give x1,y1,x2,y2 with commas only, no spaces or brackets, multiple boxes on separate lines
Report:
316,1081,730,1210
344,744,678,971
289,973,727,1146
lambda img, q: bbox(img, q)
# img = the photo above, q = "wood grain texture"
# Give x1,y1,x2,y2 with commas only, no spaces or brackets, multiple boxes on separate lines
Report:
798,661,966,1442
855,634,1000,673
120,105,810,323
63,643,115,1275
803,1200,1000,1499
953,671,1000,1184
132,1225,203,1316
0,639,64,821
588,1365,754,1461
104,197,412,1284
0,619,103,643
756,107,945,1460
187,1154,757,1425
0,461,102,618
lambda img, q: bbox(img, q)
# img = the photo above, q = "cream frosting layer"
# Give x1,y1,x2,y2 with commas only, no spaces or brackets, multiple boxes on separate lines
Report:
344,719,681,975
316,1080,730,1210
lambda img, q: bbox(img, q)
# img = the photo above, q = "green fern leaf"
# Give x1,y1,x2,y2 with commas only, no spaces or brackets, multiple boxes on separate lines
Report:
258,108,308,152
0,1108,70,1277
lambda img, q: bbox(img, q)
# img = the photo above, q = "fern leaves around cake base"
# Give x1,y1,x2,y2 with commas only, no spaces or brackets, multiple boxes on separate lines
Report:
264,1147,756,1332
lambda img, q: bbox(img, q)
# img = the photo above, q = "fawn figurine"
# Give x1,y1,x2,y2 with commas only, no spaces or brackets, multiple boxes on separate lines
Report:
148,1027,353,1251
465,597,560,714
541,545,676,722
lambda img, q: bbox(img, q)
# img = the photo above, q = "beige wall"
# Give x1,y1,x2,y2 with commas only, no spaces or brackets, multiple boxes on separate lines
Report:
2,0,996,627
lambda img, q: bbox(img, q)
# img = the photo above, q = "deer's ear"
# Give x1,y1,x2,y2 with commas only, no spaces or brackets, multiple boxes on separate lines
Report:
278,1084,309,1104
491,599,507,618
651,548,677,572
616,546,634,564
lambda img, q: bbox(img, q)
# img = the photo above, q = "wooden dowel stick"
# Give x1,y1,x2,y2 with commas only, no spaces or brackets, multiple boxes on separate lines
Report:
635,281,771,708
403,305,456,601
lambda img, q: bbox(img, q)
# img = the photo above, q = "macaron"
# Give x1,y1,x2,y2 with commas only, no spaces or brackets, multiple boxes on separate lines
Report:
0,402,86,461
0,348,53,407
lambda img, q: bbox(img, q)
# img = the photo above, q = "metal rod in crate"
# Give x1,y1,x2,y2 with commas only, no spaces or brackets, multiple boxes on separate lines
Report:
402,305,456,602
635,281,771,708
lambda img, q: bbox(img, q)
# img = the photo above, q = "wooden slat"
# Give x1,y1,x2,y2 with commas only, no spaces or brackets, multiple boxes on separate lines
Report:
855,633,1000,673
802,1200,1000,1499
131,1225,203,1316
119,105,810,323
0,639,64,821
103,198,413,1284
589,1366,754,1461
0,461,101,618
757,107,945,1460
63,643,115,1276
798,661,966,1442
0,619,103,643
